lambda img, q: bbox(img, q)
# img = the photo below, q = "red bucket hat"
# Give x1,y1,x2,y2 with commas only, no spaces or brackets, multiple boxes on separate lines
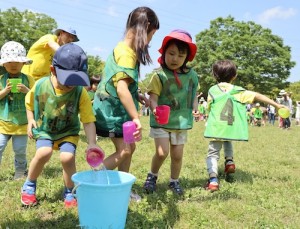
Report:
158,29,197,62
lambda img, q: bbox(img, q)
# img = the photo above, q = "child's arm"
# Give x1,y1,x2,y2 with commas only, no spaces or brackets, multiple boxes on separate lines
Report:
17,83,31,94
83,122,103,151
149,93,158,115
0,80,12,99
26,109,36,139
116,78,142,139
48,40,60,52
254,93,286,110
192,95,199,117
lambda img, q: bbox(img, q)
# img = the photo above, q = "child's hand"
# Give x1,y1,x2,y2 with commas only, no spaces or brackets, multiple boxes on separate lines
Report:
17,83,30,93
152,108,160,122
27,119,37,139
138,93,150,107
132,118,142,141
277,104,289,110
5,81,12,93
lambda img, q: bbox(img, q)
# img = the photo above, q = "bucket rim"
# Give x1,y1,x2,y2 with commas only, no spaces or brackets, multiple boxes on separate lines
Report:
71,170,136,187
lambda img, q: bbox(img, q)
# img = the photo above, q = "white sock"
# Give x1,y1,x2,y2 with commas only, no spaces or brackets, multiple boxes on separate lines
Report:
170,178,179,183
150,171,158,177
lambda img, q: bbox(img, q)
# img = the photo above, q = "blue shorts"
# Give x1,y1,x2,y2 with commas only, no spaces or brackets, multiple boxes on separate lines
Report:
36,139,76,154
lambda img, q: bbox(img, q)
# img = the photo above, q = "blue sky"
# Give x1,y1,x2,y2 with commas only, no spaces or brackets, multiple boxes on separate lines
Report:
1,0,299,82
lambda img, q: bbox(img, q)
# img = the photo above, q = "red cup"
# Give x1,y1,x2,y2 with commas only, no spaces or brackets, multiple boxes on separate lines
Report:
156,105,170,125
86,148,105,168
123,121,137,143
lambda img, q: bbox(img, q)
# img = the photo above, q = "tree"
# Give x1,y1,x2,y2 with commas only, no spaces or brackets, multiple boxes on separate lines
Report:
87,55,105,78
193,16,296,97
0,7,106,78
0,7,57,51
287,81,300,103
0,7,57,75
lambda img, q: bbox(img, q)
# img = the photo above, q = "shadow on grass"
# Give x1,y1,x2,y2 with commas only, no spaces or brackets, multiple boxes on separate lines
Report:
1,211,79,228
42,165,63,178
128,187,182,229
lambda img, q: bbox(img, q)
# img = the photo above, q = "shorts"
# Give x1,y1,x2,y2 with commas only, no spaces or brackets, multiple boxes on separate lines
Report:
96,129,123,138
36,139,76,154
149,128,187,145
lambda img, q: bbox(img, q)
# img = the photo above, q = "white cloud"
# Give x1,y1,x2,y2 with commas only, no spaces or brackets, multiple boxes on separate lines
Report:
257,6,297,24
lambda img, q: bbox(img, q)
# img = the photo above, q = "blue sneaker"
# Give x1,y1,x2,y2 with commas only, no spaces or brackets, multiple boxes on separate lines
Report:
21,184,37,206
64,192,77,208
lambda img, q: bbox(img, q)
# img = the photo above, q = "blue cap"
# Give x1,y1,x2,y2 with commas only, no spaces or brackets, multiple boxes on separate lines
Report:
53,43,89,86
54,27,79,42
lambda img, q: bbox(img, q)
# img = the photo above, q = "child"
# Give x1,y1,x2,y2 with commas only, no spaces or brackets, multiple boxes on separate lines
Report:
278,90,292,129
92,7,160,201
21,43,102,207
87,75,101,102
198,97,207,121
143,29,199,195
204,60,286,191
22,27,79,81
252,103,263,126
0,41,35,179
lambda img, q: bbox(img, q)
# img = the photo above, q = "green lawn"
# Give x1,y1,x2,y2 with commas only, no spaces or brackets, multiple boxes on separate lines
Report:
0,116,299,228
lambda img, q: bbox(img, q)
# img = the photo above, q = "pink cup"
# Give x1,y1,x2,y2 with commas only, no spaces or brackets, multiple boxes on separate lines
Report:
123,121,137,143
86,148,105,168
156,105,170,125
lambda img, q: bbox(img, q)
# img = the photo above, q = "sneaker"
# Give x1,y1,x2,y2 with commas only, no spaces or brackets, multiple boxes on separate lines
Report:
14,170,27,180
21,185,37,206
224,160,236,174
64,192,77,208
206,177,219,192
143,173,157,193
130,191,141,202
168,181,184,195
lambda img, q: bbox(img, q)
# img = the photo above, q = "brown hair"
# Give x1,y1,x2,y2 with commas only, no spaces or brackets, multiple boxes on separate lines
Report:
212,60,237,83
125,6,160,65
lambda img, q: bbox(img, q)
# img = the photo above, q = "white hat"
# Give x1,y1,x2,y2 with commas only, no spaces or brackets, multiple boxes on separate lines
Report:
279,89,287,96
199,97,205,102
0,41,32,66
255,103,260,107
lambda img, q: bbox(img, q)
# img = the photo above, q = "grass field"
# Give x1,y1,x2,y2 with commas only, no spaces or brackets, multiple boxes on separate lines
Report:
0,116,299,229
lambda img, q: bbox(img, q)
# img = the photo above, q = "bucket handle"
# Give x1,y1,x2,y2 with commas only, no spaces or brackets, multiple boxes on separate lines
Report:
72,183,80,197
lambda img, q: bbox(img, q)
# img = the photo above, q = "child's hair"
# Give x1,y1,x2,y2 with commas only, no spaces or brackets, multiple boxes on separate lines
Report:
90,75,101,84
125,6,160,65
212,60,237,83
161,39,190,73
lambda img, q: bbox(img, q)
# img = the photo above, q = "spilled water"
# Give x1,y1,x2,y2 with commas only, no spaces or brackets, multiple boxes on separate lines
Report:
91,164,110,185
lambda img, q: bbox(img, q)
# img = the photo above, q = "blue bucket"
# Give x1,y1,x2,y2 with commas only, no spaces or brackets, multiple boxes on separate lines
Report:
72,170,136,229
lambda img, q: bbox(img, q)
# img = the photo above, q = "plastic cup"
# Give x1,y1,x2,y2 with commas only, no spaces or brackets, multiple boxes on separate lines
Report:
278,108,290,118
123,121,138,144
86,148,105,168
156,105,170,125
8,78,22,93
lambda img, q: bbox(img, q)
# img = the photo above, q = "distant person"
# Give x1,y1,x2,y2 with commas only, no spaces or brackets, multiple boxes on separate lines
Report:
278,90,291,130
295,101,300,126
253,103,263,126
204,60,286,191
21,43,102,208
22,27,79,81
143,29,199,196
198,97,207,121
87,75,101,102
0,41,35,179
93,7,160,202
267,103,276,125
